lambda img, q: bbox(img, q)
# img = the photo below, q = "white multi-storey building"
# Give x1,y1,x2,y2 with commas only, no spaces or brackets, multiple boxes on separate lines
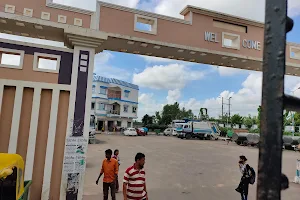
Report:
91,75,139,131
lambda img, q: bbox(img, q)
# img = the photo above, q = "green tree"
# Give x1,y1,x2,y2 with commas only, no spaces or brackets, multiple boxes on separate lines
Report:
283,111,292,126
255,105,262,129
160,102,181,125
158,103,195,125
219,113,230,125
231,114,244,128
294,112,300,126
209,117,217,122
142,114,154,126
244,115,254,129
154,111,162,124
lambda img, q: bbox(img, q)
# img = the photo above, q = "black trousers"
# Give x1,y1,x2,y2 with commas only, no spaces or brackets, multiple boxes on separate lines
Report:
103,182,116,200
237,178,249,200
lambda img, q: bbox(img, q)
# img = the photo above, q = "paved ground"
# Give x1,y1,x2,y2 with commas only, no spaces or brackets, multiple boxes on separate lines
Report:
83,134,300,200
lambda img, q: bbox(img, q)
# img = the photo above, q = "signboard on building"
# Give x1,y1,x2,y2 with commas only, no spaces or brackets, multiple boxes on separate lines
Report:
204,31,261,51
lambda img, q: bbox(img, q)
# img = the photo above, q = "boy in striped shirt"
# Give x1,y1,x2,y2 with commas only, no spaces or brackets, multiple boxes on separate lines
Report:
123,153,148,200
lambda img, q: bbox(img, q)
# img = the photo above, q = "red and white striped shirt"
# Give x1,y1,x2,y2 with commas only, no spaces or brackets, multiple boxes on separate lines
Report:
123,164,146,200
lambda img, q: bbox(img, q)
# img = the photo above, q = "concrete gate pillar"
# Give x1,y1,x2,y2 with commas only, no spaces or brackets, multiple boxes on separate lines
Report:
59,44,96,200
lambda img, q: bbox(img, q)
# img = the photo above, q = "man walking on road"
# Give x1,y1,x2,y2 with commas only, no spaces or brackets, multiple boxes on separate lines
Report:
96,149,119,200
123,153,148,200
235,155,250,200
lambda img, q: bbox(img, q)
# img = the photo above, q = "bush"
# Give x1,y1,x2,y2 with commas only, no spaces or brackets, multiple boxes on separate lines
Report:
249,129,260,133
219,127,231,137
283,131,300,136
146,124,168,132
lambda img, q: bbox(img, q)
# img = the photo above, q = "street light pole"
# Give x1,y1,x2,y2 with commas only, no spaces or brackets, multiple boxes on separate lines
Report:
218,96,224,125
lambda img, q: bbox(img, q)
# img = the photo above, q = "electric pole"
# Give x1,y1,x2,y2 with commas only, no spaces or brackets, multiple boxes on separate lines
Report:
228,97,232,126
218,96,224,123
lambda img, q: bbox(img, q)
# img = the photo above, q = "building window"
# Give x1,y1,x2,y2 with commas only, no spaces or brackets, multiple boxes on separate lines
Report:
124,105,129,113
222,32,240,50
132,107,137,113
290,46,300,60
134,14,157,35
0,48,24,69
92,85,95,93
99,103,105,111
100,86,107,95
33,52,61,73
124,90,130,98
91,102,95,110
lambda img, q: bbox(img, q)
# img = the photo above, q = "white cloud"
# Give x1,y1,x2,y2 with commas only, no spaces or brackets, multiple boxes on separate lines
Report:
94,51,131,80
179,72,263,118
166,89,181,104
213,66,246,76
179,73,300,118
139,55,174,63
137,72,300,121
155,0,265,22
132,63,205,90
154,0,300,22
53,0,140,11
289,0,300,17
138,93,164,119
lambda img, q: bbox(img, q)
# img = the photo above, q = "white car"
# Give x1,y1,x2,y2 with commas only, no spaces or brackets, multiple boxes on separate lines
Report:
124,128,138,136
164,128,177,136
171,129,178,136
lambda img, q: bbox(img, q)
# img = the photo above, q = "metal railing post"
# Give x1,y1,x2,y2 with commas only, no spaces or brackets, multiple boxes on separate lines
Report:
257,0,290,199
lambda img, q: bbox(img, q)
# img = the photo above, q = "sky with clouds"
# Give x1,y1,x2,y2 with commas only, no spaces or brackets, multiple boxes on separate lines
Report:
2,0,300,120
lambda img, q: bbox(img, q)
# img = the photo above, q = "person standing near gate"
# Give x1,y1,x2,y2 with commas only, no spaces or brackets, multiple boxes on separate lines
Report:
96,149,119,200
123,153,148,200
113,149,121,192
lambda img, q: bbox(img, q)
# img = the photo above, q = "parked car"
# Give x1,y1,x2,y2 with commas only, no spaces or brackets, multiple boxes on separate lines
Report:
171,129,178,136
136,128,146,136
124,128,138,136
163,128,176,136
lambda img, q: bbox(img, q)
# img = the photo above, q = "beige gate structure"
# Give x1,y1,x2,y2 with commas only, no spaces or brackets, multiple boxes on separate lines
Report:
0,0,300,199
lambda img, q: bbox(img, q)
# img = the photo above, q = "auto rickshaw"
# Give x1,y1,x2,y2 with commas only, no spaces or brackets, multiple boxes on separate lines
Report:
0,153,31,200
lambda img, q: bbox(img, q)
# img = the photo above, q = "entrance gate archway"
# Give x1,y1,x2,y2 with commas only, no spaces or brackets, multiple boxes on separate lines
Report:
0,0,298,200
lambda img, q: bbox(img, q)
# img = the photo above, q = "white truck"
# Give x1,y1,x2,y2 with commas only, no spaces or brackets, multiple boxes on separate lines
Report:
177,121,220,140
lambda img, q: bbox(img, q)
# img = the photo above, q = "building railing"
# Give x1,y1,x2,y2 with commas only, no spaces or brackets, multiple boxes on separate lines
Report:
107,93,121,99
107,110,120,115
107,90,121,99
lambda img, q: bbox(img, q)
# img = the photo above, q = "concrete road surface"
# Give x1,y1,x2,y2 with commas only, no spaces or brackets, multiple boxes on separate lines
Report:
83,134,300,200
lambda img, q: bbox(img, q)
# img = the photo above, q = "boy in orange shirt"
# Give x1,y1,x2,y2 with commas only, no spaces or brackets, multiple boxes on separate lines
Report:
96,149,119,200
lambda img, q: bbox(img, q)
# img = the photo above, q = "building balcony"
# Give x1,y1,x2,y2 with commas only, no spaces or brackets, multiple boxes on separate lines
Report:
107,93,121,99
107,110,120,117
107,88,121,99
